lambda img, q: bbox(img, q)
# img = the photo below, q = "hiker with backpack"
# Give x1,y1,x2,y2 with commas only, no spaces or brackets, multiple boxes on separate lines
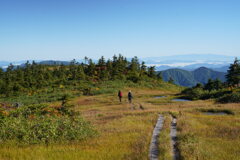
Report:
118,90,123,102
128,90,133,103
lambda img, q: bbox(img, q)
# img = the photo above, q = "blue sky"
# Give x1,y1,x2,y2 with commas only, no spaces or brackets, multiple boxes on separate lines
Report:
0,0,240,61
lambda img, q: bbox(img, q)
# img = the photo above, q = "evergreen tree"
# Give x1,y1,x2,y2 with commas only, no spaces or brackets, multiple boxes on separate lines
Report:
226,58,240,87
69,59,78,80
76,65,86,80
6,63,14,72
97,56,108,80
129,56,140,72
86,59,96,78
194,83,203,89
111,54,127,80
147,66,156,78
140,62,147,77
204,79,215,91
213,79,223,90
84,56,88,64
98,56,106,66
106,59,113,78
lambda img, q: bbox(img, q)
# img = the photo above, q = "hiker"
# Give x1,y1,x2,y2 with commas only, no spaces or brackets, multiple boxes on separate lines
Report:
128,90,133,103
118,90,123,102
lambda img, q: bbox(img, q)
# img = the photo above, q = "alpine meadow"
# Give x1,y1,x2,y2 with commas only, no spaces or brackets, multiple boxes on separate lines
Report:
1,0,240,160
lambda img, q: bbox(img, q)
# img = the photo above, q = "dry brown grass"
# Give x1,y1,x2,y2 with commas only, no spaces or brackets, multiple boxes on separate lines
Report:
0,87,239,160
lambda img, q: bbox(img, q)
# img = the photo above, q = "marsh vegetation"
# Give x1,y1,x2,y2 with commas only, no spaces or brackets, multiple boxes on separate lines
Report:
0,86,239,160
0,56,239,159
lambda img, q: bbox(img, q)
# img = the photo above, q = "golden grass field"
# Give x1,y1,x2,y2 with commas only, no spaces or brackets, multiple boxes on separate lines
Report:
0,87,239,160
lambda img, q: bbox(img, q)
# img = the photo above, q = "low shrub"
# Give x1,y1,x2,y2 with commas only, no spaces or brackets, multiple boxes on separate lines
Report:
198,108,234,115
182,87,233,102
218,92,240,103
181,88,205,100
200,90,232,100
0,104,97,144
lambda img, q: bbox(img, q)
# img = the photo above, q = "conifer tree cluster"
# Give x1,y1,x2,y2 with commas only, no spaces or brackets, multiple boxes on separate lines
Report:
226,58,240,87
0,55,157,96
196,57,240,90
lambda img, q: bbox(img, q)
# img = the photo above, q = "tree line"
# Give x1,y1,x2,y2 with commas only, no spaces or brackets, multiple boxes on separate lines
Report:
0,55,158,96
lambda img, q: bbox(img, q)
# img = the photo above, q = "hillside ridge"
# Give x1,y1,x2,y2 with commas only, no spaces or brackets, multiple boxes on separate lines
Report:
159,67,226,87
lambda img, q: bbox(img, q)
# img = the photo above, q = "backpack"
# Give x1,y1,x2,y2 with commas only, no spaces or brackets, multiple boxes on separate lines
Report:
119,91,123,97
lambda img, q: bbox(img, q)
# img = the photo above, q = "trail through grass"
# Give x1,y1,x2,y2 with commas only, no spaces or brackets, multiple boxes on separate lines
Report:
0,88,239,160
149,115,164,160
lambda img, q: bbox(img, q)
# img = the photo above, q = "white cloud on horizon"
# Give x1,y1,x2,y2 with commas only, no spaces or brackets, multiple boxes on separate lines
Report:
146,61,231,67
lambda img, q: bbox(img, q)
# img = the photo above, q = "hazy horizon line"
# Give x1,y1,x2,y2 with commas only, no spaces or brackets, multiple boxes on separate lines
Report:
0,53,238,62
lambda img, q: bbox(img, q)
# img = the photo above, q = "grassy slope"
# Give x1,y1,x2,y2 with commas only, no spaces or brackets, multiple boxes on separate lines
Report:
0,88,177,160
0,85,239,160
177,103,240,160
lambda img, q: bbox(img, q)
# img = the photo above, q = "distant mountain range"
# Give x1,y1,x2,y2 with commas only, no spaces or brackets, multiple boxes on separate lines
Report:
153,64,230,72
38,60,71,65
0,54,236,73
142,54,236,72
159,67,226,87
0,60,72,69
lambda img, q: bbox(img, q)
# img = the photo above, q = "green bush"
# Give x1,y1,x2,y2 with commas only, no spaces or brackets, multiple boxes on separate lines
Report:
198,108,234,115
182,87,233,101
0,116,96,144
201,90,232,100
0,90,76,106
181,88,205,100
218,92,240,103
0,104,97,144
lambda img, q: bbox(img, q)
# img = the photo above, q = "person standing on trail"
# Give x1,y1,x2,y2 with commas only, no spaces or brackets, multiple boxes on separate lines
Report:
128,90,133,103
118,90,123,102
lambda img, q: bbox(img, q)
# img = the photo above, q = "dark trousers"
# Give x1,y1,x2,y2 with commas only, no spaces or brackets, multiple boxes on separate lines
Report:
119,96,122,102
128,98,132,103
